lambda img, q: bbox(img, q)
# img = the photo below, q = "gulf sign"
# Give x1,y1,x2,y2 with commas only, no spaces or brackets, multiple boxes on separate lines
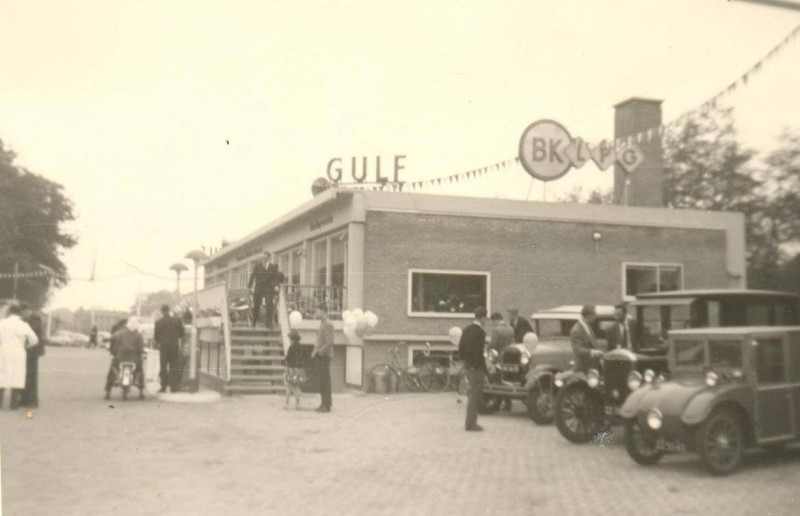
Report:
519,120,644,182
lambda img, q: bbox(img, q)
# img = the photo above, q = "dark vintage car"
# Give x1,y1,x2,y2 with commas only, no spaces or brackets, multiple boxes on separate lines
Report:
482,305,616,424
621,326,800,475
552,289,800,444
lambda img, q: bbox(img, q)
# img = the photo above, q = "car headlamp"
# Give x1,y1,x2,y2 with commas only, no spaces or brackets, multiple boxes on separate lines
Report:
705,371,718,387
488,349,499,364
643,369,655,383
554,373,564,388
520,354,530,366
647,408,663,430
587,369,600,388
627,371,643,391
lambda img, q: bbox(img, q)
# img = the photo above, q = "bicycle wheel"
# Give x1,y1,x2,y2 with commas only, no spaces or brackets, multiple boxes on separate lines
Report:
419,361,450,392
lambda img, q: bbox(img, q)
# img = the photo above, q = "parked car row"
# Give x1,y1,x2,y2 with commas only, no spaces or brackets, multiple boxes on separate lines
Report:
478,288,800,475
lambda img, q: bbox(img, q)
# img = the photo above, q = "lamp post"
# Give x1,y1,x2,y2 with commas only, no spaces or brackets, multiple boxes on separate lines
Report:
185,249,209,392
169,262,189,303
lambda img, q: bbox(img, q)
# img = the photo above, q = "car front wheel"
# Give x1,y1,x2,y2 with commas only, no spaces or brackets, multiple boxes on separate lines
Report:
624,418,664,466
527,380,555,425
554,383,603,444
695,408,744,476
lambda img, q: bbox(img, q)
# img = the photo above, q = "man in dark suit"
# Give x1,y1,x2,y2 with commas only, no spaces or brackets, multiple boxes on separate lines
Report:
570,305,604,371
154,304,185,393
607,303,632,351
507,308,533,343
20,304,45,408
459,306,489,432
248,252,283,328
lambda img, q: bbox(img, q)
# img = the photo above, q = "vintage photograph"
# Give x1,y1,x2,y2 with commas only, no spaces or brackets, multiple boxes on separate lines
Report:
1,1,800,515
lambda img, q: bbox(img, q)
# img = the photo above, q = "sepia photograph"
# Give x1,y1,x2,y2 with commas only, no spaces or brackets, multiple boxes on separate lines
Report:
1,1,800,515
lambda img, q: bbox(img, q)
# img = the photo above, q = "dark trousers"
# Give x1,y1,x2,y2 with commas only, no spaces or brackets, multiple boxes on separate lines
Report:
0,389,23,409
105,357,144,392
465,367,485,429
22,350,39,406
317,356,332,408
252,290,276,327
160,344,182,392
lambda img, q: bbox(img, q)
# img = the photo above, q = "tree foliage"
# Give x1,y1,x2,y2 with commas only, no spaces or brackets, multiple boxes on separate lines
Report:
0,138,77,306
133,290,179,319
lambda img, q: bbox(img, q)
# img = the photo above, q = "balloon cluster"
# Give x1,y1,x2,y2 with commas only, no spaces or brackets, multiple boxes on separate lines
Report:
289,310,303,328
342,309,379,340
448,326,462,345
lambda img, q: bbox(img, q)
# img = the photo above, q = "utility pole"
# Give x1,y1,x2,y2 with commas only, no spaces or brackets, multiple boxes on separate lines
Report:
12,262,19,300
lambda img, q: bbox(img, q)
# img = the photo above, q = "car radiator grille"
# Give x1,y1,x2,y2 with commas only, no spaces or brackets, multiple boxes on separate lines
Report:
499,347,523,383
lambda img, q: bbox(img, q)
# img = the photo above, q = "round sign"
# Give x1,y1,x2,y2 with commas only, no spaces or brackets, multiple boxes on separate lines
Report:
518,120,573,182
311,177,331,196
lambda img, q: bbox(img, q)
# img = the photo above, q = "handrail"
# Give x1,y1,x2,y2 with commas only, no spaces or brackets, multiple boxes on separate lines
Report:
277,285,291,354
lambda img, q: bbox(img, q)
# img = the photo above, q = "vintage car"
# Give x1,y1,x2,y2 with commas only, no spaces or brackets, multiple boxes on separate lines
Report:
481,305,616,424
552,289,800,444
620,326,800,475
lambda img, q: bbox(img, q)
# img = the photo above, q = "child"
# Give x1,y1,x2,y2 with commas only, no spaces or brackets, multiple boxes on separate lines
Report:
284,330,307,409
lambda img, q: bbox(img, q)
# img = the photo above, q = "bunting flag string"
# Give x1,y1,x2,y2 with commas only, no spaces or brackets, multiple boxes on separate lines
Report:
406,23,800,192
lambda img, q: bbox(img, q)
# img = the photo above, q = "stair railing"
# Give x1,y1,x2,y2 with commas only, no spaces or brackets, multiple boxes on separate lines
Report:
277,284,291,354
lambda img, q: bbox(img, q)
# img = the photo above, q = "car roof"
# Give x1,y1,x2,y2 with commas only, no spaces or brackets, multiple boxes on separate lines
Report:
532,305,617,320
636,289,798,300
670,326,800,337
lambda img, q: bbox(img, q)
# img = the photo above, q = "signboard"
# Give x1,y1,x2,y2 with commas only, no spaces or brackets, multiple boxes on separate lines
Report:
519,120,646,181
183,283,232,381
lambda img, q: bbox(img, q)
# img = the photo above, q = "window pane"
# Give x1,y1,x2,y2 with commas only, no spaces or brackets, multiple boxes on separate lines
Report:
410,272,488,314
291,249,302,285
756,338,785,383
709,340,742,368
331,236,346,288
313,240,327,286
746,304,770,326
708,301,721,327
536,320,570,338
638,305,664,347
626,266,657,296
658,266,681,292
674,340,705,366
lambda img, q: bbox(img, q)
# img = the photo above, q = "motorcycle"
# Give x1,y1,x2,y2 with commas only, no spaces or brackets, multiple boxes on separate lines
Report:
111,360,143,401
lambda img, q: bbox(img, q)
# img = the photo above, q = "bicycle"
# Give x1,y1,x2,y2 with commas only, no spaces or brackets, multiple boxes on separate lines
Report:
368,343,450,393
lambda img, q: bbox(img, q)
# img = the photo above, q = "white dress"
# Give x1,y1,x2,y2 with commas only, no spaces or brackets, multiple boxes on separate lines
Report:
0,315,38,389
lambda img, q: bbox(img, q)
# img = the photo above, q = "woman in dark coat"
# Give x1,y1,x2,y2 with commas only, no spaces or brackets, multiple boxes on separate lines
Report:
284,330,306,409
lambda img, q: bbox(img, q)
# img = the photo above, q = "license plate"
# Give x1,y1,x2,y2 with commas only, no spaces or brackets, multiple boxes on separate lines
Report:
500,365,518,372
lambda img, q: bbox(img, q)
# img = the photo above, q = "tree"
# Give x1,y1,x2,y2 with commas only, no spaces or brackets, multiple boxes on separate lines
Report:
0,138,77,307
556,185,613,204
133,290,179,319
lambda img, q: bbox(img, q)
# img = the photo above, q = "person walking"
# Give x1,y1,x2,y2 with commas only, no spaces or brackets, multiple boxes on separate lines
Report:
0,304,39,410
20,303,46,408
89,325,98,349
284,330,307,409
104,316,146,400
607,303,632,351
311,303,334,413
154,305,185,393
459,307,489,432
570,305,603,371
507,308,533,343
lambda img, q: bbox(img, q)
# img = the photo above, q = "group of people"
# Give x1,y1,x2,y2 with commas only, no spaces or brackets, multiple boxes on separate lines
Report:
0,303,45,410
282,303,334,412
458,303,632,432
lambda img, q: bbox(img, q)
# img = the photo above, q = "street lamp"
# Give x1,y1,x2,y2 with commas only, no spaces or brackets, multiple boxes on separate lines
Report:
169,262,189,302
185,249,209,392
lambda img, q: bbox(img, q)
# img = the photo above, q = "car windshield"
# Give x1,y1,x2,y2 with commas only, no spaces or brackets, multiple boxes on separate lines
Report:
708,340,743,369
673,339,705,366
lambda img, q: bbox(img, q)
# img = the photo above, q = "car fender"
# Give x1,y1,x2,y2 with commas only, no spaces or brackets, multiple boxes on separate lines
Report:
681,384,753,426
618,384,655,419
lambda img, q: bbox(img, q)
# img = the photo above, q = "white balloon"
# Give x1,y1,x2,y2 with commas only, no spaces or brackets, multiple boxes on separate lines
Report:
448,326,462,345
342,310,354,323
364,311,378,328
343,325,357,340
288,311,303,328
522,332,539,347
352,308,364,320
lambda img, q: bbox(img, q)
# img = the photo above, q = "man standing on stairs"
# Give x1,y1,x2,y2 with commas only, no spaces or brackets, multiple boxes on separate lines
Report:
248,251,282,328
311,303,334,413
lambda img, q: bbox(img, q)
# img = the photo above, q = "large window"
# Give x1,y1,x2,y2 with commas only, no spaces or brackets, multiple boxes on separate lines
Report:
624,263,683,298
310,231,348,288
277,246,304,285
408,270,490,317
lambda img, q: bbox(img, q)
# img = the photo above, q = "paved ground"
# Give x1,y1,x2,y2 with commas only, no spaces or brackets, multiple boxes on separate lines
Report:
1,347,799,516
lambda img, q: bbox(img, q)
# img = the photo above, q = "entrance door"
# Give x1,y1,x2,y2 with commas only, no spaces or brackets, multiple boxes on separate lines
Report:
754,337,795,441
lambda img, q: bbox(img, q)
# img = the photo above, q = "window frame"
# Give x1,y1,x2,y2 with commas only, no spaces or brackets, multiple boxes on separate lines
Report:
622,262,684,301
406,268,491,318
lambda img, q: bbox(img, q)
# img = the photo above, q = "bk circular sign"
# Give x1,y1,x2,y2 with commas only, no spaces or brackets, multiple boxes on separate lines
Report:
518,120,573,182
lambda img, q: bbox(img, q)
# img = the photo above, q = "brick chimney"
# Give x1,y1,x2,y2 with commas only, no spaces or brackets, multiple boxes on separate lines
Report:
613,98,664,207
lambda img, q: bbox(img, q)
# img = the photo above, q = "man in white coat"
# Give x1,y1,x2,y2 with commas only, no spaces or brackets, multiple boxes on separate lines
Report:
0,303,39,409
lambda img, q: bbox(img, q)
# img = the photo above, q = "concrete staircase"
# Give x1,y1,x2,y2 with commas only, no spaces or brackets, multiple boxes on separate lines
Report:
226,327,286,395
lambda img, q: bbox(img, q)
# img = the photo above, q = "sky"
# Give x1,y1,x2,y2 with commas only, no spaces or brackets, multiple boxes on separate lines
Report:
1,0,799,311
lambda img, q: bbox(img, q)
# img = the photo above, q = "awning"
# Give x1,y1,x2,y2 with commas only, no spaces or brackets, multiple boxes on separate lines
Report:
631,297,696,307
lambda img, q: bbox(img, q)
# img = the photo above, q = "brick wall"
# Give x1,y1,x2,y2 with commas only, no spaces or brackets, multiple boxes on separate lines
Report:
362,210,730,336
